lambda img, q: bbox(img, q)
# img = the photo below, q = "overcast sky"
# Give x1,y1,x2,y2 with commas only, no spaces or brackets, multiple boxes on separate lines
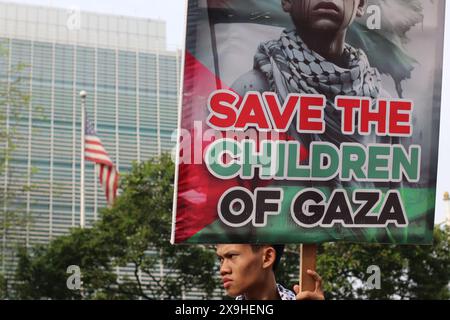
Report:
3,0,450,224
6,0,187,46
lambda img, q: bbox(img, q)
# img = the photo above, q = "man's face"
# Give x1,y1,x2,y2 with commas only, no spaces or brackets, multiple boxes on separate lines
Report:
283,0,366,32
216,244,265,297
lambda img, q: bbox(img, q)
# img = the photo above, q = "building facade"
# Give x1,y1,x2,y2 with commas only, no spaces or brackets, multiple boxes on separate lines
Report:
0,2,209,299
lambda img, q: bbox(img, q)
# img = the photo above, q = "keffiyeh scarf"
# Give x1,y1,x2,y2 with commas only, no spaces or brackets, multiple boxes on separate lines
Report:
254,29,382,147
255,29,381,102
236,283,296,300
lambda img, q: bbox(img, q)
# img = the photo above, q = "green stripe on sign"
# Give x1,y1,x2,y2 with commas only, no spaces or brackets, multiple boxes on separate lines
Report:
185,187,435,245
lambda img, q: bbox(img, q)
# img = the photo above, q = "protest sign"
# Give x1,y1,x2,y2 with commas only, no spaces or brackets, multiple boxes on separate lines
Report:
171,0,445,245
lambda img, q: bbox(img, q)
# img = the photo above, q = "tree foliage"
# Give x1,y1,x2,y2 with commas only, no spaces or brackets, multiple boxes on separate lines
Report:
14,154,219,299
0,272,6,299
276,227,450,300
12,152,449,300
1,43,34,297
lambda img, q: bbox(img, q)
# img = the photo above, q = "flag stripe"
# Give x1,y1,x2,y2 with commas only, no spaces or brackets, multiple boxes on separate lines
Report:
85,114,119,207
109,170,114,204
99,163,104,185
85,156,114,167
112,171,119,203
86,150,108,158
85,136,102,144
85,148,109,156
85,144,108,152
105,166,111,203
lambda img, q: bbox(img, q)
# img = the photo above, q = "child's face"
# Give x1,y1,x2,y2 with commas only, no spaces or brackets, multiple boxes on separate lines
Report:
284,0,365,33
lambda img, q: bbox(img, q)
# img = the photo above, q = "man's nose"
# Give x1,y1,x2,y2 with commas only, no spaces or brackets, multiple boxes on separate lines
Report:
220,260,231,276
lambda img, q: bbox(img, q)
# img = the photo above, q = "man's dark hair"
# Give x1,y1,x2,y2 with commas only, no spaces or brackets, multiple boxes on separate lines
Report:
251,244,285,271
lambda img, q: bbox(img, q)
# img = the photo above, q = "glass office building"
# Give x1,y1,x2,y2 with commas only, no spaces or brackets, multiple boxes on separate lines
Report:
0,2,206,298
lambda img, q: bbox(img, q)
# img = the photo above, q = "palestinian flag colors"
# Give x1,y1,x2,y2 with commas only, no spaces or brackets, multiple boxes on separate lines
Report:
171,0,445,245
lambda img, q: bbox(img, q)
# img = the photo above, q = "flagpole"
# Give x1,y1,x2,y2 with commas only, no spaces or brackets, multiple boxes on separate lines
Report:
80,90,87,229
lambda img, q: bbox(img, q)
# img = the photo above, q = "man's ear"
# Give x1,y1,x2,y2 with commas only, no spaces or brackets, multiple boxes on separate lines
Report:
262,246,276,270
356,0,367,17
281,0,293,13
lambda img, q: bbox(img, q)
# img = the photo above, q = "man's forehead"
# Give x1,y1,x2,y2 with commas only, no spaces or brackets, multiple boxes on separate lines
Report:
216,244,251,254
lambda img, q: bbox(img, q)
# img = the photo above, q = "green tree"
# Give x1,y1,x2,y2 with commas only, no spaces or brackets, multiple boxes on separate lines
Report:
275,227,450,300
14,154,219,299
0,272,6,299
274,244,301,291
0,43,34,298
11,148,449,300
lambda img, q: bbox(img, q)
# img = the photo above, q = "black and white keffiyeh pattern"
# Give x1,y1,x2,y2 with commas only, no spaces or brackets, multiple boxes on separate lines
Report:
255,29,381,102
235,283,296,300
254,29,382,147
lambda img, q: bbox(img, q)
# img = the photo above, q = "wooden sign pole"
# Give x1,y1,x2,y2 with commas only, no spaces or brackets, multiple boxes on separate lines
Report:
299,244,317,292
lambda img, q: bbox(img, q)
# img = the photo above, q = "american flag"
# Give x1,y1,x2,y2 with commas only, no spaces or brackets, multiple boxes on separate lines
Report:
84,113,119,206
